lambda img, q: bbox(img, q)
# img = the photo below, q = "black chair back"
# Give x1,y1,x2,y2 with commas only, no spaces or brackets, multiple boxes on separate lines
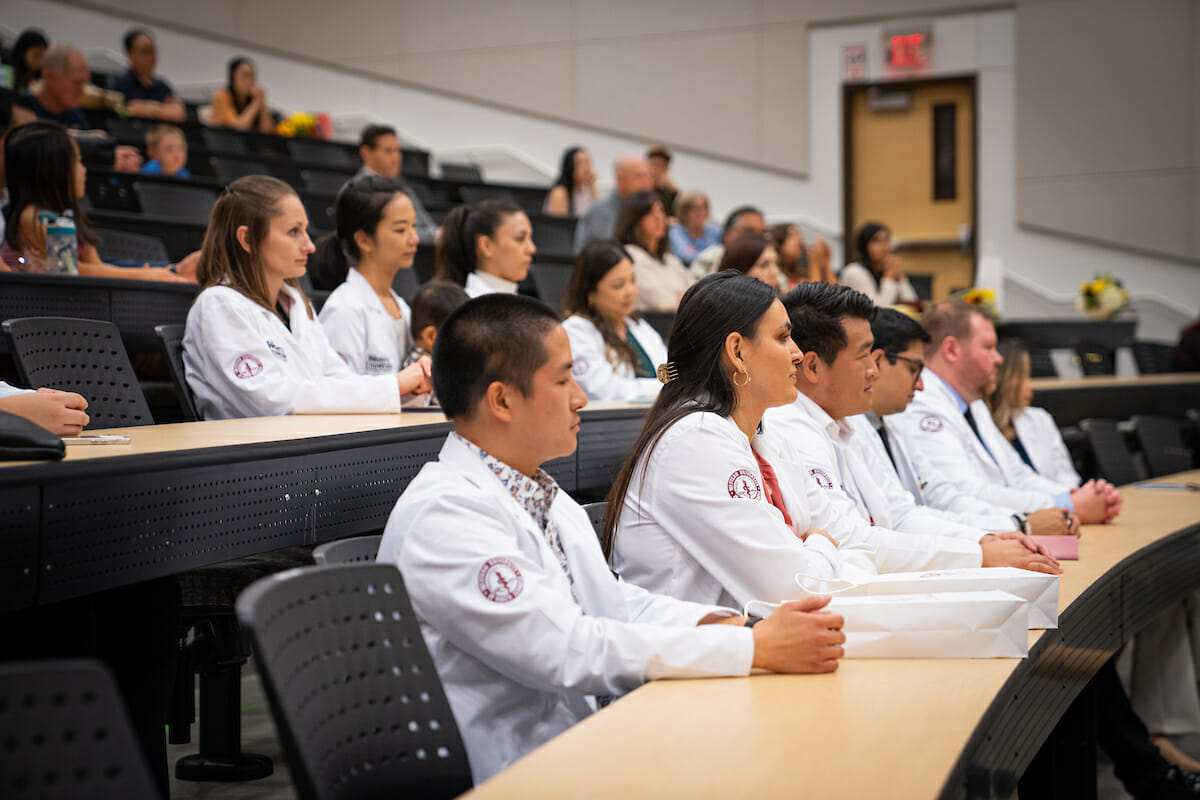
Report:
288,139,356,170
0,659,160,800
392,268,419,304
133,182,217,223
210,156,271,184
528,213,576,258
1132,340,1176,375
2,317,154,429
311,535,383,565
1132,415,1193,477
581,501,606,540
155,324,199,422
458,185,514,204
236,564,472,800
439,162,482,183
103,116,148,145
94,227,170,264
302,169,353,196
202,127,249,156
1079,418,1139,485
529,263,572,312
642,310,675,342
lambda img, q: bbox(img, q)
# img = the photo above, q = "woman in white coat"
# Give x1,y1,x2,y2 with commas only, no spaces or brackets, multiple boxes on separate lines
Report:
606,272,864,612
561,240,667,402
182,175,432,419
435,198,537,298
313,176,433,403
986,341,1083,487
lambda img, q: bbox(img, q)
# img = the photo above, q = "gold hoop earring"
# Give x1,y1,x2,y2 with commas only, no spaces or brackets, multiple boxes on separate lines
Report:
732,371,751,388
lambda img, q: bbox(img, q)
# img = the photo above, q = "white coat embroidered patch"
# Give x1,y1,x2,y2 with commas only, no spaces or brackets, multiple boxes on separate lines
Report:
478,557,523,603
233,354,263,379
727,469,762,499
919,415,943,432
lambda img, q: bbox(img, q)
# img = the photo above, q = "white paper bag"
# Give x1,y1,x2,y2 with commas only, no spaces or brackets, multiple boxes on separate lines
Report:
799,567,1059,630
827,590,1029,658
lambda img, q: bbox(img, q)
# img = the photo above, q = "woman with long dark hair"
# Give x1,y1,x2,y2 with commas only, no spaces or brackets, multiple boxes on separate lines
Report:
11,29,49,93
209,56,273,132
839,221,918,306
544,146,597,217
435,198,536,297
614,190,692,312
561,240,667,401
605,272,858,611
717,232,782,288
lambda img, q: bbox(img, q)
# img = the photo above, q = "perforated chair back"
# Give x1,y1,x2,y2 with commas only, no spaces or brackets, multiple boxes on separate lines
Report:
529,263,572,312
1079,418,1139,485
529,214,576,257
134,182,217,223
302,169,353,196
581,501,607,541
236,564,472,800
1132,415,1193,477
458,185,514,204
155,324,199,422
312,535,383,565
288,139,356,169
202,127,249,155
1132,340,1176,375
2,317,154,428
211,156,271,184
95,227,169,264
392,268,419,304
0,659,160,800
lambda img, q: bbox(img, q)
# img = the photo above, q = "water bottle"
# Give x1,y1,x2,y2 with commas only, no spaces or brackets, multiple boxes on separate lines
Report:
38,210,78,275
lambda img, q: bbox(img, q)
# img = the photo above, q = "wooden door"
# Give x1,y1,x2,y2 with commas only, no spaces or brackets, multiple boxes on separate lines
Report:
844,77,976,302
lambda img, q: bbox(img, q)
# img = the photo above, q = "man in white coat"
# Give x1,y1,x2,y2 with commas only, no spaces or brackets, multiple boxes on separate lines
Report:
376,294,847,784
893,300,1120,524
763,283,1060,575
855,308,1077,538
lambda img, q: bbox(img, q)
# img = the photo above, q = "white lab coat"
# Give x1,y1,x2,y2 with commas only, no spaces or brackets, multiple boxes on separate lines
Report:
842,413,999,539
0,381,30,398
183,284,401,419
763,394,983,573
318,268,414,375
561,315,667,402
850,412,1018,532
378,433,754,783
893,370,1067,512
838,262,919,306
611,410,849,610
1013,406,1083,488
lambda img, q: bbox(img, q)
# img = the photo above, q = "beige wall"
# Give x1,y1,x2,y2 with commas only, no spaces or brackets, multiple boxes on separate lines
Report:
1015,0,1199,264
60,0,1002,175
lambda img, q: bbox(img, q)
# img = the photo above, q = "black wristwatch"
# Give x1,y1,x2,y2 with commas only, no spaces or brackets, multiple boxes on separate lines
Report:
744,616,764,628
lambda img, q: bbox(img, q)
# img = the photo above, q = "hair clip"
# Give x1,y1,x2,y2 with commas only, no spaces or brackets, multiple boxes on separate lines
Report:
656,362,678,384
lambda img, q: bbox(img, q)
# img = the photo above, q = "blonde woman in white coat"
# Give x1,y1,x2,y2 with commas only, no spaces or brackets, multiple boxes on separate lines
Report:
561,240,668,402
183,176,432,419
435,198,536,298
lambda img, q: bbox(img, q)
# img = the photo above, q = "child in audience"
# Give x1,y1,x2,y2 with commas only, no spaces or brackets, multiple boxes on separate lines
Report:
401,279,469,370
0,120,185,281
376,292,846,783
717,232,783,289
561,240,667,401
614,190,692,312
314,175,430,389
209,56,273,133
140,123,190,178
183,175,431,419
434,198,536,297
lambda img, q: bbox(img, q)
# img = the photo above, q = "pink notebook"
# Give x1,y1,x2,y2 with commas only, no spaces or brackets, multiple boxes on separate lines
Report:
1033,535,1079,561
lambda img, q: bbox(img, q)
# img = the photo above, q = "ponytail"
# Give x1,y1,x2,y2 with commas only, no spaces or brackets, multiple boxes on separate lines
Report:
435,198,524,287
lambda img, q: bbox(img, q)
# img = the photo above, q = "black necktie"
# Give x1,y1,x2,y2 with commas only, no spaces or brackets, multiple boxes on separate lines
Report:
876,421,899,474
963,406,998,465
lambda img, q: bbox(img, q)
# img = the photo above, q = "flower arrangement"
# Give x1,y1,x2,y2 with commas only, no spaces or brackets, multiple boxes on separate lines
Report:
1076,273,1130,320
277,111,316,138
951,286,999,319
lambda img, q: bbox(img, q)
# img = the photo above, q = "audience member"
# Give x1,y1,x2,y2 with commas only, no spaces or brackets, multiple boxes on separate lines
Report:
614,191,692,312
646,144,678,217
718,232,782,288
111,29,185,121
1,121,183,281
183,175,428,419
0,90,37,244
377,290,846,783
314,175,430,399
607,271,855,604
561,240,667,401
1175,314,1200,372
572,154,652,253
435,198,535,297
28,44,142,172
690,205,765,279
140,123,189,178
987,340,1082,487
353,124,436,242
769,222,836,290
402,279,469,371
544,146,597,217
839,221,918,306
209,56,273,133
10,29,48,94
895,300,1120,523
667,190,720,265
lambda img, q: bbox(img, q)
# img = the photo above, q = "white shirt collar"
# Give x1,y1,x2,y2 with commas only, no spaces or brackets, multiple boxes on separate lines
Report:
792,392,855,445
473,270,519,294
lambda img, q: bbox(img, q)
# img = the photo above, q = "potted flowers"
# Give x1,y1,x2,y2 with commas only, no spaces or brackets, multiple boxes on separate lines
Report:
1076,273,1130,321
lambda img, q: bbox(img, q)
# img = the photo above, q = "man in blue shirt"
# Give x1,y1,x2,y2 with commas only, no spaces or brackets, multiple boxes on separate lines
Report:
111,29,185,122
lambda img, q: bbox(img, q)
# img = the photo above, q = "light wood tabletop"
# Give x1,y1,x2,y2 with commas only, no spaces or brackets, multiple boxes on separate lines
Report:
465,473,1200,800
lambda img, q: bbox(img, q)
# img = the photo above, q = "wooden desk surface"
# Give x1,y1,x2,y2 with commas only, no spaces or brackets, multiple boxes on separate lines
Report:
1030,373,1200,391
467,473,1200,800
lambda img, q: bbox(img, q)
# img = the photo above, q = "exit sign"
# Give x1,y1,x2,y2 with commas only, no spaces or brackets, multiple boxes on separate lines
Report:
885,26,932,71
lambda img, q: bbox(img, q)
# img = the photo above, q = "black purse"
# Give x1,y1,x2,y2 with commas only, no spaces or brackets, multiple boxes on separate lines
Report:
0,410,66,461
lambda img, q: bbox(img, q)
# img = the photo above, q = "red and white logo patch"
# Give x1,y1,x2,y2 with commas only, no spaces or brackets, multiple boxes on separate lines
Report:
478,557,523,603
919,414,943,432
233,354,263,379
727,469,762,500
810,468,834,489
